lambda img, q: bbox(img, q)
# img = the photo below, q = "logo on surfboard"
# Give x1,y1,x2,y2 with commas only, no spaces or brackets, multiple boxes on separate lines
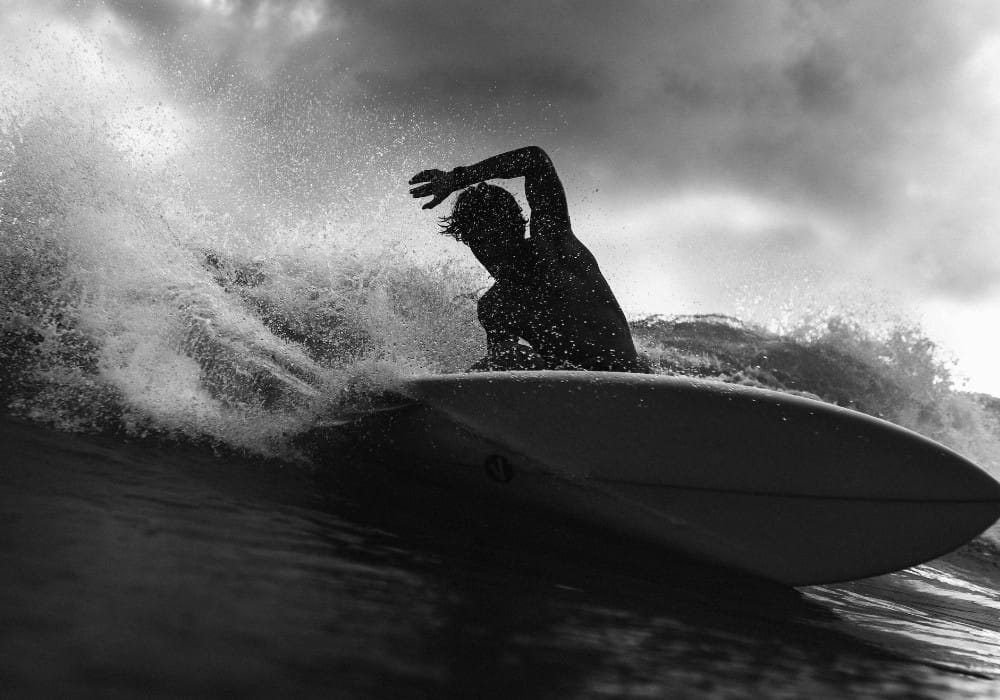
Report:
484,454,513,483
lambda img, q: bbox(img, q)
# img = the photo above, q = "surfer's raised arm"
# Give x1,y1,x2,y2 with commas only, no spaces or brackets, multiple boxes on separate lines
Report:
408,144,642,374
409,146,570,238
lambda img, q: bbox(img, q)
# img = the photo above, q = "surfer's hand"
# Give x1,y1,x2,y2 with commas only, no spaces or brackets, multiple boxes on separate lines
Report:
409,168,460,210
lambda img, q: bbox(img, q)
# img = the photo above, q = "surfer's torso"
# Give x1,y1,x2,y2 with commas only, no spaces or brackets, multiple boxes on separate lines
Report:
409,146,643,373
477,221,640,372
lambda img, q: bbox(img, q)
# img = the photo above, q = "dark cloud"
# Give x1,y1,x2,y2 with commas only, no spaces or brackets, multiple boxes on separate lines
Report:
34,0,1000,301
358,59,604,110
303,1,988,223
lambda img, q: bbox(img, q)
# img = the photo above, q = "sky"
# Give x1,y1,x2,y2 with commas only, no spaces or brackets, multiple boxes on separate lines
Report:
5,0,1000,393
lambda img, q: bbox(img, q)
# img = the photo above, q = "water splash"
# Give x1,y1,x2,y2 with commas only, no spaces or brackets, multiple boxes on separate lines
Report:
3,17,999,482
0,20,486,455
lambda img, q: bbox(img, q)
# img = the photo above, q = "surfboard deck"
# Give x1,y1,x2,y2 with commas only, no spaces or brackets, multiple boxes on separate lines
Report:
320,371,1000,586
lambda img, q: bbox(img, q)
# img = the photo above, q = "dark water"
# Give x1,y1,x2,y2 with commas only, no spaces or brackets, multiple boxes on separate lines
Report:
3,418,999,699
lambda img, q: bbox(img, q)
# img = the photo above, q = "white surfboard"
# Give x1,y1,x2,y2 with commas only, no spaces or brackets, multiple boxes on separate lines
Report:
344,371,1000,586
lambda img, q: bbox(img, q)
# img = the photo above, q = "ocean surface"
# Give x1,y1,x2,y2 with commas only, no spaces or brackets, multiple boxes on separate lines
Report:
4,23,1000,698
3,413,1000,699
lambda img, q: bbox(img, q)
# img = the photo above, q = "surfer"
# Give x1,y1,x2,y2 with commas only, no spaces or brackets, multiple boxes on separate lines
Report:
409,146,645,373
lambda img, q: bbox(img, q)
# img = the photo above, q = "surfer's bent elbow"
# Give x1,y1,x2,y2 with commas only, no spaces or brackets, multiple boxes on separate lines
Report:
519,146,554,174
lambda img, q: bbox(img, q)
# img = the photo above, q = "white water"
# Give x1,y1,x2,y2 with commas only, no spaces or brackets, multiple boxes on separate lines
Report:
1,17,493,454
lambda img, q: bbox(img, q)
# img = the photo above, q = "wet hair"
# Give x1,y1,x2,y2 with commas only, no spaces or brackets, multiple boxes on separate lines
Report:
438,183,527,243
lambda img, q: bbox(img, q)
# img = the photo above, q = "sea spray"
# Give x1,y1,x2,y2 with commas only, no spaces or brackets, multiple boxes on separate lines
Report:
3,17,1000,485
6,101,1000,469
0,22,487,455
0,107,488,453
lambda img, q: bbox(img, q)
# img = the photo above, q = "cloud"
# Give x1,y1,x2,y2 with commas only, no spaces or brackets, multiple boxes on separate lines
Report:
14,0,1000,306
98,2,997,220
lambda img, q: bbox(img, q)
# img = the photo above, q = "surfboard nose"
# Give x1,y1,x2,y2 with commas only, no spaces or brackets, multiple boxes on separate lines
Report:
914,443,1000,509
978,466,1000,508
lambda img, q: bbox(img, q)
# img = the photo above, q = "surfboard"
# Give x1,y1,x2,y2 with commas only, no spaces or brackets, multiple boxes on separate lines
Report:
338,370,1000,586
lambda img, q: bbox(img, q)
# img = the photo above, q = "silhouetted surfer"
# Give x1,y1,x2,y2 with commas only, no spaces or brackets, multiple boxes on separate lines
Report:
409,146,645,373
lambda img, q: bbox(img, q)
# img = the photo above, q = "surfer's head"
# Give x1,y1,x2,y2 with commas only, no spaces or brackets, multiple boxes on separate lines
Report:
439,183,526,274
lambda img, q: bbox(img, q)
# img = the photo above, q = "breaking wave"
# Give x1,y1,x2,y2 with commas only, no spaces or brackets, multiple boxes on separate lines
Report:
2,19,999,490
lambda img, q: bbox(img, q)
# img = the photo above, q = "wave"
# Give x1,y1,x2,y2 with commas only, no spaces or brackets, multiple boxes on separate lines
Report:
3,112,1000,475
0,106,485,455
2,27,998,492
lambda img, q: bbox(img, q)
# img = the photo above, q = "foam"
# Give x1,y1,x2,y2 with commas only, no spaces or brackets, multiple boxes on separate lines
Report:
0,21,486,455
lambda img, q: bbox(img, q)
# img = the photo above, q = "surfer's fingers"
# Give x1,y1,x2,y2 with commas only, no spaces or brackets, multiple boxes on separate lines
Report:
408,169,441,185
422,194,446,209
409,183,435,198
